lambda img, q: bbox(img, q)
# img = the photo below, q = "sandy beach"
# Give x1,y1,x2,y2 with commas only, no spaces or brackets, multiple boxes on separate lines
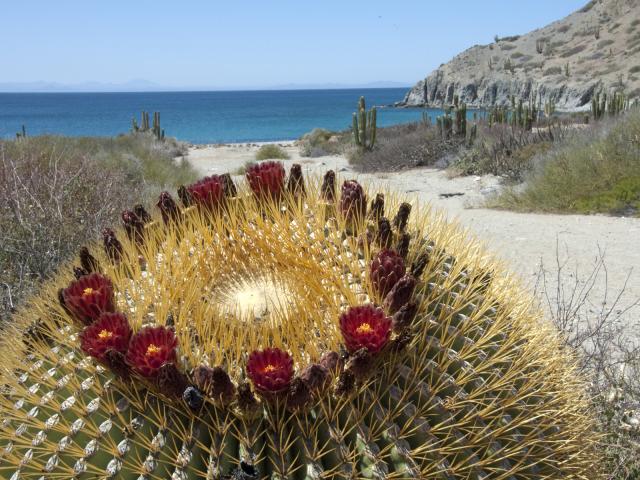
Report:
185,142,640,327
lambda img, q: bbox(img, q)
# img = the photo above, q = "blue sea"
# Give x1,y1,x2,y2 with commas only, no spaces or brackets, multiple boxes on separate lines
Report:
0,88,451,144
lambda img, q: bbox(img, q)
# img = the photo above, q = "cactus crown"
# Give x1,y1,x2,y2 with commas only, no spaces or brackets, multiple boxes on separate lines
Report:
0,163,601,479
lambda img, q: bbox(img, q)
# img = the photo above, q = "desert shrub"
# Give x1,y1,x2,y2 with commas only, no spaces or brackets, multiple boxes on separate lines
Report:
557,24,571,34
510,51,525,58
598,39,615,48
255,144,289,160
586,51,605,60
544,66,563,76
535,247,640,479
630,65,640,74
561,44,587,57
298,128,347,157
348,122,460,172
500,43,517,51
0,135,197,322
500,35,521,42
490,110,640,215
451,124,555,181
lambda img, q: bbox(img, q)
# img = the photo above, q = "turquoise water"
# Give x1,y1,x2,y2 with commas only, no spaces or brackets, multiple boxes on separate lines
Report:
1,88,448,144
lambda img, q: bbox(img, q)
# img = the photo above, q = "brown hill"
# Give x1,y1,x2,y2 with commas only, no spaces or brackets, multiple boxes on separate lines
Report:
400,0,640,111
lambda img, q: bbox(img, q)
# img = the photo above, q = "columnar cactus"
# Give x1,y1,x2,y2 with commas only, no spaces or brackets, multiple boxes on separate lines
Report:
0,163,601,479
352,96,377,151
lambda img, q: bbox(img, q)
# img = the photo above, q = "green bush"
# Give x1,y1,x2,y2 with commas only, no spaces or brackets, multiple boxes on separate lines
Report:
489,110,640,215
254,144,289,160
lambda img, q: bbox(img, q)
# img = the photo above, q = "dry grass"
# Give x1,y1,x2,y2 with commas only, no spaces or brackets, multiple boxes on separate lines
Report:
536,243,640,479
0,134,197,322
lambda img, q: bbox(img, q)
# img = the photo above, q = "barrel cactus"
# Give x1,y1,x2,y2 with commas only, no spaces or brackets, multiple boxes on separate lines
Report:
0,162,600,479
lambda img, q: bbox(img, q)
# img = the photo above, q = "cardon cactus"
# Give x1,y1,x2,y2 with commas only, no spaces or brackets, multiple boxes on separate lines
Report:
0,163,600,479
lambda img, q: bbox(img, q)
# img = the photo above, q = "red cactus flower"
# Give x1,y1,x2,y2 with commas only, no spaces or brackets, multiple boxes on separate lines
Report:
246,161,285,201
247,347,293,394
80,312,132,361
62,273,115,325
339,305,391,354
340,180,367,222
187,175,226,210
125,326,178,378
370,249,406,297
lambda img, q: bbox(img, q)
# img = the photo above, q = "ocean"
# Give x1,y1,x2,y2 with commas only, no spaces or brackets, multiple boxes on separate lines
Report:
0,88,451,144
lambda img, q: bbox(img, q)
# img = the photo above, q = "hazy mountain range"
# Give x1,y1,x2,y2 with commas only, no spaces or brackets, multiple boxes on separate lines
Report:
0,80,410,93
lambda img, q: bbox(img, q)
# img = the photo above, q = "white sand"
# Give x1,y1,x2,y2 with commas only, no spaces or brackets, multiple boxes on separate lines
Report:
185,143,640,327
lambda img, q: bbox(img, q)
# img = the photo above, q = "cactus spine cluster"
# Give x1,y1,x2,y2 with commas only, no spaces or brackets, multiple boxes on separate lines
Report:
0,164,601,479
352,96,377,151
132,111,165,140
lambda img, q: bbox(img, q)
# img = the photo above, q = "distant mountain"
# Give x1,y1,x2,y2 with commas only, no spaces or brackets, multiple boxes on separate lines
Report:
0,79,165,93
399,0,640,111
0,80,411,93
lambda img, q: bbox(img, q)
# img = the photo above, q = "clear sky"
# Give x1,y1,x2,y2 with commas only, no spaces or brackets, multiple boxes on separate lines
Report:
1,0,588,89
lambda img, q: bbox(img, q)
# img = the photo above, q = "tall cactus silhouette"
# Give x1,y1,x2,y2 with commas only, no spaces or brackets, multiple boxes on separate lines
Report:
0,165,601,479
352,96,377,151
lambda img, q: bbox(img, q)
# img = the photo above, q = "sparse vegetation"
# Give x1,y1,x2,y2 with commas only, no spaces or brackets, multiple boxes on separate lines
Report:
560,44,587,57
544,66,563,76
0,134,196,322
489,109,640,215
536,246,640,479
298,128,348,157
254,143,289,160
347,121,459,172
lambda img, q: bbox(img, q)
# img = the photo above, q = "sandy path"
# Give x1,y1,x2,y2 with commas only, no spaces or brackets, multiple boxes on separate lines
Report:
186,143,640,328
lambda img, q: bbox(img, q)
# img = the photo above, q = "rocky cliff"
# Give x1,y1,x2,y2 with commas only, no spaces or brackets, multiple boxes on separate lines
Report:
400,0,640,111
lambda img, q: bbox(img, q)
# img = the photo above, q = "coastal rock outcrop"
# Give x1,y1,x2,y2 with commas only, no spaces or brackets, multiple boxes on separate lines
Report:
400,0,640,111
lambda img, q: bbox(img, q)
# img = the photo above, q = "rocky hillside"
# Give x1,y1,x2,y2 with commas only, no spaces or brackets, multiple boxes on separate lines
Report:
400,0,640,111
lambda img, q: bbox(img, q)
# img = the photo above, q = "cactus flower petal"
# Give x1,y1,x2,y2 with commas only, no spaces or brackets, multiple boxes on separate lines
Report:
339,305,391,354
339,180,366,222
80,312,131,361
370,249,406,297
247,347,293,394
187,175,226,210
62,273,115,325
125,326,178,378
246,161,285,201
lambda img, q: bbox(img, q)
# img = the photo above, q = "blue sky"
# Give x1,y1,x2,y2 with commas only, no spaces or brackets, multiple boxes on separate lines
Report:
1,1,587,89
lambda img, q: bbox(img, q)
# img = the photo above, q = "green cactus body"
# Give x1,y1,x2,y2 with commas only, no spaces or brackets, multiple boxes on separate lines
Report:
0,173,601,479
352,97,376,151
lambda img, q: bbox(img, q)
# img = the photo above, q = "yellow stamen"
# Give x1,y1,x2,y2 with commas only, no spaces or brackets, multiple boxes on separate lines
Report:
356,323,373,334
146,344,161,356
98,329,113,340
82,287,95,296
263,364,278,373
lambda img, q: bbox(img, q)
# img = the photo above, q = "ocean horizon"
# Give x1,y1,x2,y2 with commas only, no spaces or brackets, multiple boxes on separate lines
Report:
1,88,458,144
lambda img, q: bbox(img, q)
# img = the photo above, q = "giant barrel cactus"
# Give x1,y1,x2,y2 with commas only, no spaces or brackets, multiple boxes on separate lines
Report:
1,162,599,479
